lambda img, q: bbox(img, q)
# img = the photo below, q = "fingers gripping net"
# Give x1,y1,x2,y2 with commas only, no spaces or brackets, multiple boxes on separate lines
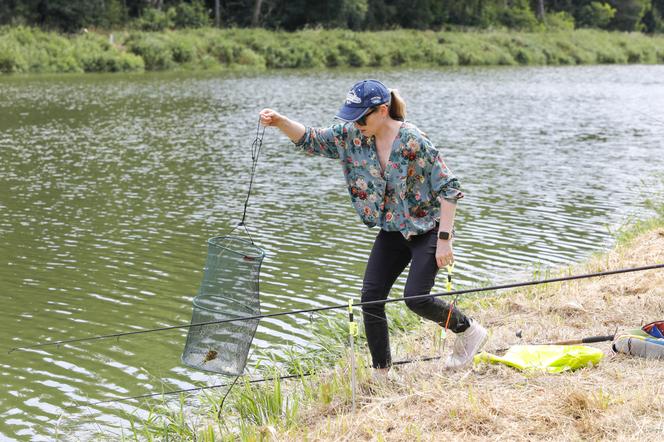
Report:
182,236,265,375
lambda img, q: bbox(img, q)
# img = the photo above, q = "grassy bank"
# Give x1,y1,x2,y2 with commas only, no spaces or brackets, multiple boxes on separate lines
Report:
74,201,664,441
2,26,664,75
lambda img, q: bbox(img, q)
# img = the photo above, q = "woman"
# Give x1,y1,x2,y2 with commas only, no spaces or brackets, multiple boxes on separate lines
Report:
259,79,487,373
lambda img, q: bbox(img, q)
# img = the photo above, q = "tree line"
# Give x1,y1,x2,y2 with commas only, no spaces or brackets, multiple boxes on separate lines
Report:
1,1,662,33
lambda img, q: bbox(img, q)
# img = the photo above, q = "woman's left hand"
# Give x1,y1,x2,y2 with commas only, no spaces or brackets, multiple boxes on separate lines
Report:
436,239,454,268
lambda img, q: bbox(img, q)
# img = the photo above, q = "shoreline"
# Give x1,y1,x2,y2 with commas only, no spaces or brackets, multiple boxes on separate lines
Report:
245,222,664,440
104,207,664,440
2,27,664,75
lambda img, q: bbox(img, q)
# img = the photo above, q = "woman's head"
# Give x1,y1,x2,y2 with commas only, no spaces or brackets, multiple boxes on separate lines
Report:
336,79,406,131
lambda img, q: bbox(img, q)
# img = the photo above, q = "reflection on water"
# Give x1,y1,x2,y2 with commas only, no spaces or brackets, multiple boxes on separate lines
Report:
1,66,663,439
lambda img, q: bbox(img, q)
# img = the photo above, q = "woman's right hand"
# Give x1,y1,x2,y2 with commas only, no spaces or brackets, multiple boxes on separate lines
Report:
259,108,306,143
259,108,284,127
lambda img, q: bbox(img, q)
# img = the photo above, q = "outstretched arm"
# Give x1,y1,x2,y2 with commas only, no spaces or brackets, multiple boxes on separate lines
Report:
259,108,306,143
259,108,345,159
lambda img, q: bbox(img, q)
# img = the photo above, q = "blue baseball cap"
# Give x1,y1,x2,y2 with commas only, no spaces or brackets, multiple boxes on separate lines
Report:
335,79,391,122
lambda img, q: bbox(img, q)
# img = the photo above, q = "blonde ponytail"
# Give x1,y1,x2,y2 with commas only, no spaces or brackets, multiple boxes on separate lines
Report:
389,89,407,122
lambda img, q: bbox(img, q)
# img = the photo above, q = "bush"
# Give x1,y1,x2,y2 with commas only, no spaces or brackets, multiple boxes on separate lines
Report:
76,50,143,72
617,34,658,63
72,32,143,72
609,0,649,31
51,51,81,73
338,41,368,67
578,2,617,28
4,26,664,75
443,33,516,66
172,1,210,29
498,35,546,64
431,45,459,66
0,42,27,73
125,33,174,70
116,52,145,71
208,38,243,65
169,38,197,63
497,5,541,30
235,47,265,67
545,11,576,31
3,25,37,46
134,8,174,32
533,35,576,64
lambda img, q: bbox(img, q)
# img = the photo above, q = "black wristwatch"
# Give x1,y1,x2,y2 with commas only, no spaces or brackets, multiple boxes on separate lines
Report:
438,231,451,240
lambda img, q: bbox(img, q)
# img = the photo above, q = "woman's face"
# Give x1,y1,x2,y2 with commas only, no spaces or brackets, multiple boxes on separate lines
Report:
354,105,387,138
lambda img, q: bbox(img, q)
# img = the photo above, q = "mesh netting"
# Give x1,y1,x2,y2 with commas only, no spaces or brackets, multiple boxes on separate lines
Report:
182,236,265,375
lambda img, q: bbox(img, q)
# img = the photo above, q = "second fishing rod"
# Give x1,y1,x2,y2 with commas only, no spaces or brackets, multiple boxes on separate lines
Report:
10,262,664,353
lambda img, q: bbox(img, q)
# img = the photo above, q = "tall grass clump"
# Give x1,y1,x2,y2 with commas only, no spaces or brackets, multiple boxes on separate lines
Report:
120,394,217,442
232,375,299,429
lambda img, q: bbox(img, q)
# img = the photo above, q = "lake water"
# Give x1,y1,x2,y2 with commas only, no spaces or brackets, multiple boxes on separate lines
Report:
1,65,663,440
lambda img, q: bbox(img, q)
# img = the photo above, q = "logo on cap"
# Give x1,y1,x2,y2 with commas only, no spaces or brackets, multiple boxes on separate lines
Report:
346,89,362,104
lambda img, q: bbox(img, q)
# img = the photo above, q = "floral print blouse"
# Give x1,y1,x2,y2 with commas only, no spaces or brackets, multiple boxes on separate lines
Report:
295,122,463,239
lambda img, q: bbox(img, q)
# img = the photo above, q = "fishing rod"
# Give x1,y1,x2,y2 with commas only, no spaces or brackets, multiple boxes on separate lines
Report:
491,330,618,354
72,354,446,408
9,263,664,353
72,329,620,409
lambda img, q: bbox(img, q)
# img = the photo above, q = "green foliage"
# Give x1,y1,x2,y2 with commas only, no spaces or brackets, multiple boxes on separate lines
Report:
0,39,28,73
578,2,617,28
2,0,664,34
641,8,660,33
545,11,576,30
173,1,211,29
444,33,516,65
4,26,664,75
128,394,199,440
497,2,542,30
232,376,299,429
125,33,175,70
609,0,649,31
73,32,142,72
0,25,144,73
99,0,129,29
134,7,175,32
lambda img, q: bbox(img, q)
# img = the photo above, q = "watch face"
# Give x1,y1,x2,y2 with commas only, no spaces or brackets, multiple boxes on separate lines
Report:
439,231,450,240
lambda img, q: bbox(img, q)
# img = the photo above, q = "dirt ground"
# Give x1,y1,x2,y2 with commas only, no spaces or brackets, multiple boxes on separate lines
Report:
285,228,664,441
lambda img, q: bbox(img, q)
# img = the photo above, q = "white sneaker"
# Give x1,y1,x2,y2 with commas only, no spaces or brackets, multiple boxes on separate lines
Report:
370,368,402,384
445,320,488,369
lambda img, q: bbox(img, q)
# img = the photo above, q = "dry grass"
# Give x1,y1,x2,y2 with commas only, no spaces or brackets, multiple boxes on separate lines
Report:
277,228,664,441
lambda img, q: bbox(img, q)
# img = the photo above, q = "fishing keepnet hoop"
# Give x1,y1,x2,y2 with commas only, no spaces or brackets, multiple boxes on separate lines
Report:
182,236,265,375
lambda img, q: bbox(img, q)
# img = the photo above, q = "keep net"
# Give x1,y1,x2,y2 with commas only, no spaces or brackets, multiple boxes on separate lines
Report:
181,236,264,375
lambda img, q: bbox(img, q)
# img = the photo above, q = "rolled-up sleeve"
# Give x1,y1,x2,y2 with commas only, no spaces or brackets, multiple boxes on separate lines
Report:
294,124,347,159
430,151,464,203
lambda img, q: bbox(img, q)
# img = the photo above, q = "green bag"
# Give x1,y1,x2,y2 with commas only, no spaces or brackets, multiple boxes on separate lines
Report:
475,344,604,373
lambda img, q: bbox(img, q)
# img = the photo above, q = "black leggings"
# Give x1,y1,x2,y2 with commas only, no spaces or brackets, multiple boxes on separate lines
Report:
361,229,471,368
